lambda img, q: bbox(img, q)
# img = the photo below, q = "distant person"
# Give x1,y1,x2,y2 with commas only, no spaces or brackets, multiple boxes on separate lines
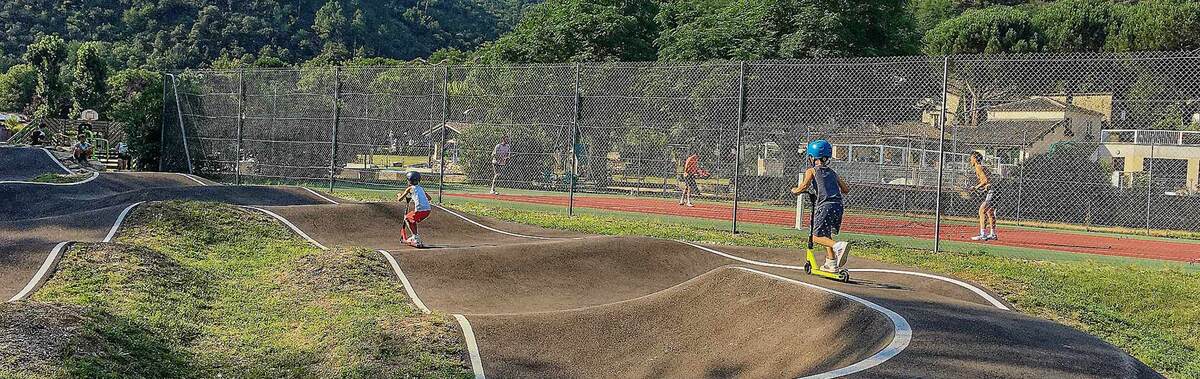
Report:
29,127,46,146
968,152,998,241
791,140,851,272
490,135,511,195
679,150,709,207
77,122,95,142
396,171,433,248
71,134,92,166
116,141,131,170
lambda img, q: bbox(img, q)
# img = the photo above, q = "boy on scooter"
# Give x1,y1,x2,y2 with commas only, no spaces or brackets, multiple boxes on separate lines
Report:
396,171,433,247
790,140,851,272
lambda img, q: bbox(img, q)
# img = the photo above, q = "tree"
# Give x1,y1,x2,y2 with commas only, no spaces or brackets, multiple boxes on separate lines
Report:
922,6,1040,55
107,68,163,169
23,35,69,119
429,48,474,64
70,41,109,118
1105,0,1200,52
911,0,959,36
655,0,915,61
0,64,36,113
476,0,659,63
1032,0,1112,52
314,0,350,61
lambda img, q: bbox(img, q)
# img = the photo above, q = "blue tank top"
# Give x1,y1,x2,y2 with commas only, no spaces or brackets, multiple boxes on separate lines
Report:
811,166,842,205
412,185,431,211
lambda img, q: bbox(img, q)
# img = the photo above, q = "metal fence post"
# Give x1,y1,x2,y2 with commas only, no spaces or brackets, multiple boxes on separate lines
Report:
933,56,950,253
158,73,169,172
166,73,194,175
569,63,581,216
328,67,342,193
235,69,245,185
438,66,449,203
1016,129,1026,226
732,62,746,234
1145,139,1155,235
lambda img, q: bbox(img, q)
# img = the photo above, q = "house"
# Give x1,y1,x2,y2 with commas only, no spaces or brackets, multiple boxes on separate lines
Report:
422,122,473,159
949,96,1102,160
1096,129,1200,194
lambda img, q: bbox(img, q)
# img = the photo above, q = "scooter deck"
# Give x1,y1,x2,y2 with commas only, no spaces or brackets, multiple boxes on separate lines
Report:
804,248,850,282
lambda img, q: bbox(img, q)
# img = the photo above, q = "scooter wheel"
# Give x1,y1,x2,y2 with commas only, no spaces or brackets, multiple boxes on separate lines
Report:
803,262,812,275
838,271,850,283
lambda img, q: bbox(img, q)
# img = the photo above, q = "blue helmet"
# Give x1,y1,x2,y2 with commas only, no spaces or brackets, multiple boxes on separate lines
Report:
806,140,833,159
406,171,421,183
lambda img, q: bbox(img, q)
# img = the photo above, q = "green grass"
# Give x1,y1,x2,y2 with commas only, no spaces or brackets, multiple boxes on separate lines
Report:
2,201,468,378
433,199,1199,378
31,173,91,184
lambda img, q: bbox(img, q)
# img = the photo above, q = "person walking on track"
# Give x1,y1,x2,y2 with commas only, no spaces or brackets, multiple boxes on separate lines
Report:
968,151,998,241
679,149,709,207
116,141,132,170
397,171,433,247
490,135,511,195
791,140,851,272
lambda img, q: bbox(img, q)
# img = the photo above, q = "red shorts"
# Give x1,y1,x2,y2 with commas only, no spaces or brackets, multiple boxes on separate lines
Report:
406,210,430,224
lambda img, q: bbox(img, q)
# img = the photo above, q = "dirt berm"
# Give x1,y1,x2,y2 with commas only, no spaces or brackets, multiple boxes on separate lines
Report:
469,267,894,378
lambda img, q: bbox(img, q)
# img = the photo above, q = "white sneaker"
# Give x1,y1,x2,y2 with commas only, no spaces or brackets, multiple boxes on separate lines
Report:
820,260,838,272
986,233,998,241
833,241,850,268
970,234,988,241
408,235,424,247
686,202,694,207
488,190,498,195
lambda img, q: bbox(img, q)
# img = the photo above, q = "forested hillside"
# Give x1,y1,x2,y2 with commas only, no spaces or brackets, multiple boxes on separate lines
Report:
467,0,1200,64
0,0,533,71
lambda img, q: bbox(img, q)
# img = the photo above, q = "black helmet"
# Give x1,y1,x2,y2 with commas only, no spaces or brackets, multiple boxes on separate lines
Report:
406,171,421,183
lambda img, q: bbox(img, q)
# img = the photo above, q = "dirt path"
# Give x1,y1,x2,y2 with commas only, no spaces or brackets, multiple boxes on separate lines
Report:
257,195,1160,378
1,162,1162,377
0,146,70,181
0,173,334,300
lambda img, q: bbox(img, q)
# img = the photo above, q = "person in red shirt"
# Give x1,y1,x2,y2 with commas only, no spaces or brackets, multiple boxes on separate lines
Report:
679,150,708,207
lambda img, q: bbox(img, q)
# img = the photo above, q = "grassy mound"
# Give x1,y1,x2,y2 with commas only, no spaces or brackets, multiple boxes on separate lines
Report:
446,200,1200,378
3,201,468,378
31,173,91,183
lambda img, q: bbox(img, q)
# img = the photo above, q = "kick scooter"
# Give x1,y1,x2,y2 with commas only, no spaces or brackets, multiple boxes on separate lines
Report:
399,199,426,248
802,193,850,282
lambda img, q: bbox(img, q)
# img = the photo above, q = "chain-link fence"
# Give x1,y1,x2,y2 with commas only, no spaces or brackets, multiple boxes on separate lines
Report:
161,51,1200,250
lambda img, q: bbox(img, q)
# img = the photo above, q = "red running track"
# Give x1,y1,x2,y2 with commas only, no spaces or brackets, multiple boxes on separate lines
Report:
447,193,1200,263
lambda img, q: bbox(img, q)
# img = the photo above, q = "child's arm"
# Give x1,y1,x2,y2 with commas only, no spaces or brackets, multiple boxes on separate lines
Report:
837,176,850,194
396,187,412,202
790,168,815,195
424,190,432,203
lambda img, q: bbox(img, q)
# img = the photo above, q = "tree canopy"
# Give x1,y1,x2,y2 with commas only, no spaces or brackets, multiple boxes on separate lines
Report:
0,0,534,71
923,0,1200,55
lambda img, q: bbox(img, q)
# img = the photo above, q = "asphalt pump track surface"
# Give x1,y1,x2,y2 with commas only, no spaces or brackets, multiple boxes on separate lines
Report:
0,159,1163,378
0,146,71,182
